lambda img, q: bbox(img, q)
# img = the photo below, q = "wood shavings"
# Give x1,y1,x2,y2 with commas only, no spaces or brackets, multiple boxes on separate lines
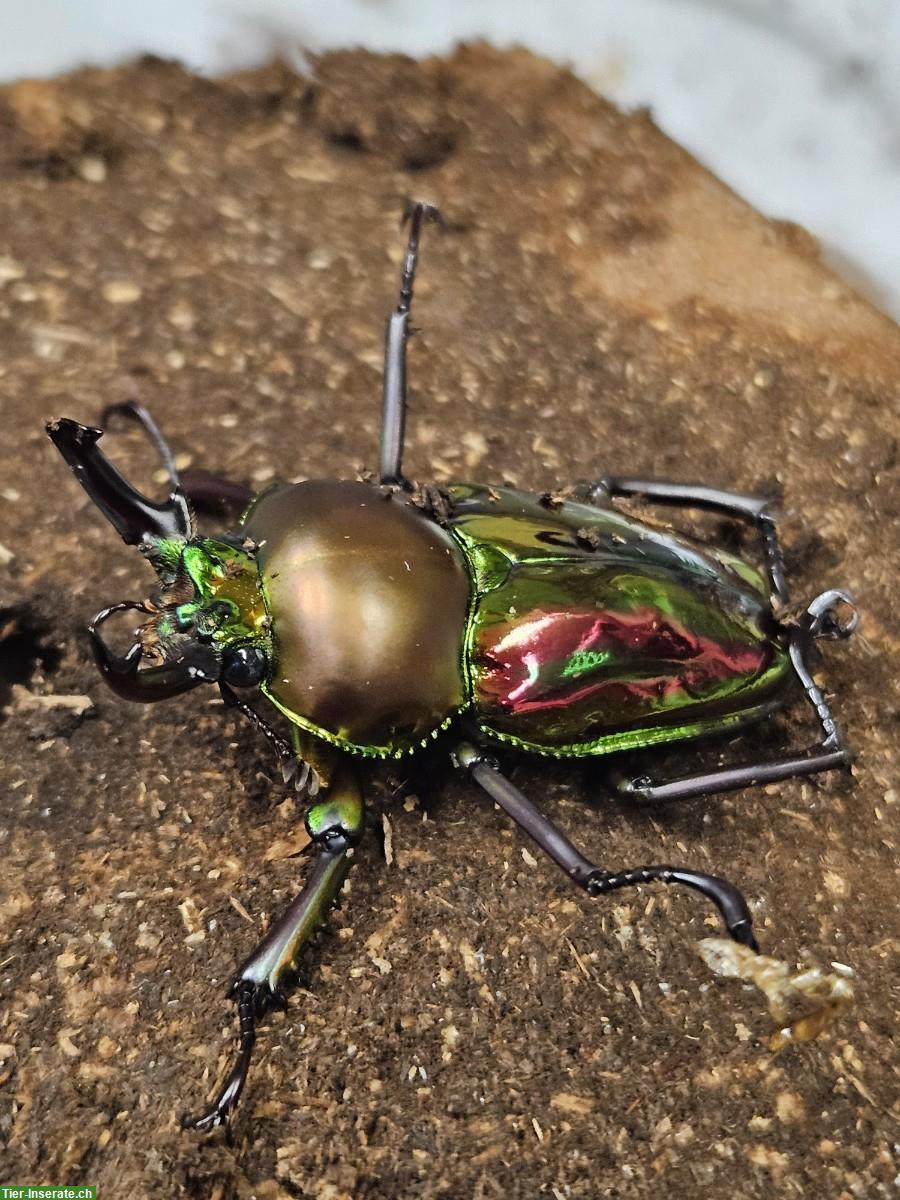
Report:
565,937,591,980
382,812,394,866
57,1029,81,1057
228,895,254,923
9,687,94,714
697,938,854,1049
177,897,202,934
264,828,312,862
551,1091,595,1115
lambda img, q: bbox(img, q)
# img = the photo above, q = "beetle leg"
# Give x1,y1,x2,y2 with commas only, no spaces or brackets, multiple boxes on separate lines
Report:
379,200,443,487
453,743,757,950
100,402,254,517
181,763,364,1132
612,590,859,804
177,468,254,517
217,682,316,793
590,476,789,605
100,400,182,490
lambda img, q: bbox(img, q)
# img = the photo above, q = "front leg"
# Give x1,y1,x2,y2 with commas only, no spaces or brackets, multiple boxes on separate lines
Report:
181,760,364,1131
379,201,442,486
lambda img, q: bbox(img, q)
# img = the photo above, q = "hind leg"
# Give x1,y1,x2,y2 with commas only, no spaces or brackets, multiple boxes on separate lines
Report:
576,477,858,802
581,476,788,602
454,742,757,947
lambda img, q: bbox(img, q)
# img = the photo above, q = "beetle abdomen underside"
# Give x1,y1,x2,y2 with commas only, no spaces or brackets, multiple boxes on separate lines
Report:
243,481,471,756
447,484,790,756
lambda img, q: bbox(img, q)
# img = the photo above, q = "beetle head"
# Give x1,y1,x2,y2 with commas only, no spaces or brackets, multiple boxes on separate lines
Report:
133,536,271,691
48,418,270,702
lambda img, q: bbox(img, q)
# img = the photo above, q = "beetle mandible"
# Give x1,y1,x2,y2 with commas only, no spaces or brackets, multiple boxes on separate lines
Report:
47,202,858,1130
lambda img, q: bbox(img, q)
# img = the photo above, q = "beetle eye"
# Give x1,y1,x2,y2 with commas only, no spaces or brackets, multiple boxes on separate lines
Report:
222,646,267,688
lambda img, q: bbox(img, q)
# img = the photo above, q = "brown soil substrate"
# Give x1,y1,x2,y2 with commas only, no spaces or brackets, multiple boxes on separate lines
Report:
1,46,898,1199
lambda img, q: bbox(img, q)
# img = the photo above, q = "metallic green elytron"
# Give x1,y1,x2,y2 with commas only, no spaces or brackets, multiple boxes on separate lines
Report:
46,203,858,1131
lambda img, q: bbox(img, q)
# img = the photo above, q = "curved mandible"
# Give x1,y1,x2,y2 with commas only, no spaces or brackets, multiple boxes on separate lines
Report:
47,418,192,545
89,601,220,702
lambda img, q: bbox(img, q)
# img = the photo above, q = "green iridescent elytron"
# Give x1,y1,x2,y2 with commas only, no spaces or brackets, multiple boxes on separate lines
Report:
45,201,857,1133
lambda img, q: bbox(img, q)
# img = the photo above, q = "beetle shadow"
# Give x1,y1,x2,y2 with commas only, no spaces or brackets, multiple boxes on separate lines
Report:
0,600,64,719
198,697,297,819
179,691,855,864
371,717,799,852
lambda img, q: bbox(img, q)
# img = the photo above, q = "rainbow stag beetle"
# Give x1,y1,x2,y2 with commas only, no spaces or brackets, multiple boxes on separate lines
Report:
47,201,859,1131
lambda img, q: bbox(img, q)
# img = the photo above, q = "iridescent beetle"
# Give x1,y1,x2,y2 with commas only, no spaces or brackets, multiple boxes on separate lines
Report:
47,203,858,1130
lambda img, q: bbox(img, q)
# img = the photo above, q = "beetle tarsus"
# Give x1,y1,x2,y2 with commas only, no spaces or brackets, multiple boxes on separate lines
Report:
181,979,259,1134
586,866,757,950
803,589,859,641
398,200,443,313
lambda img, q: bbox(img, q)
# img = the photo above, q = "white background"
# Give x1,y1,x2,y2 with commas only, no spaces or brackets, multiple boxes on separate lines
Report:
1,0,897,316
